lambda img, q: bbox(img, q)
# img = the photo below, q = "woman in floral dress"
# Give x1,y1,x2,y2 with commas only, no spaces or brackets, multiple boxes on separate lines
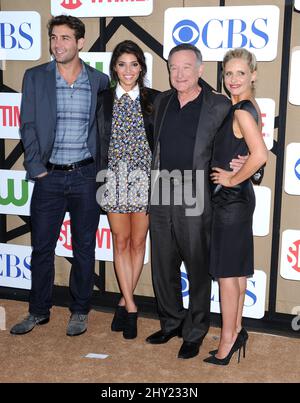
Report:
97,40,159,339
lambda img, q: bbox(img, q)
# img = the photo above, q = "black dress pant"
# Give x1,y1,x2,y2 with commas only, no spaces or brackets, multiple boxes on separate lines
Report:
150,181,211,344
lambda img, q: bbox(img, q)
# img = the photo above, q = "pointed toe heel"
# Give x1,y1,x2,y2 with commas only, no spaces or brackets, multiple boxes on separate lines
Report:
204,334,246,366
209,348,218,355
209,328,249,356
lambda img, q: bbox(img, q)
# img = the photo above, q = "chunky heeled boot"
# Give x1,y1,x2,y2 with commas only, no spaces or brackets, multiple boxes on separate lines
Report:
111,306,127,332
123,312,138,339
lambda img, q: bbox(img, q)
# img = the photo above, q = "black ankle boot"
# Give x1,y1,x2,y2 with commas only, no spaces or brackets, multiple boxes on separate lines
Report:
111,306,127,332
123,312,138,339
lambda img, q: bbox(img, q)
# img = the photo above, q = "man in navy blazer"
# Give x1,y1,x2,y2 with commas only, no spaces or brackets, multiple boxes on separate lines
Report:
10,15,109,337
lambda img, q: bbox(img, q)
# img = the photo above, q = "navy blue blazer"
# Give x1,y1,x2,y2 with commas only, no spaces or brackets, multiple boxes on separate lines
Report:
20,60,109,179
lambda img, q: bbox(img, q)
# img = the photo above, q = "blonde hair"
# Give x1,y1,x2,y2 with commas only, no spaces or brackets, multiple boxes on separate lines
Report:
222,48,257,73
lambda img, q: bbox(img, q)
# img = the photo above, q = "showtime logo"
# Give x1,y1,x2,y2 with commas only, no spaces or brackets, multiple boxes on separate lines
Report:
61,0,82,9
0,93,22,140
287,240,300,274
55,213,150,263
59,219,73,251
60,0,146,7
0,105,19,127
57,214,112,254
51,0,153,17
256,98,275,151
280,230,300,281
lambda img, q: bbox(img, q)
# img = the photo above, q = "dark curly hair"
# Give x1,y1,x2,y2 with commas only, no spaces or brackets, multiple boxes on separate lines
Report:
47,15,85,41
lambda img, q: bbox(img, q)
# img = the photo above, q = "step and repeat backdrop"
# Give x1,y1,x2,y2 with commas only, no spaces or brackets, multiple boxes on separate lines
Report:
0,0,299,325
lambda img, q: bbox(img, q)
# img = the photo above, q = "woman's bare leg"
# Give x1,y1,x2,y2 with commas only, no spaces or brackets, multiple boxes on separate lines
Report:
130,212,149,293
115,212,149,308
236,276,247,333
108,213,136,312
216,277,240,359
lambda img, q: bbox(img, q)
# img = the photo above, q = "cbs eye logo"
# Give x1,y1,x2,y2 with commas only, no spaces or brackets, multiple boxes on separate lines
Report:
181,271,189,297
294,158,300,180
172,20,200,46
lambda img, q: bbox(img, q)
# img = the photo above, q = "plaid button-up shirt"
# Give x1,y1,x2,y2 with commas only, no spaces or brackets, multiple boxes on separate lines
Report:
50,63,92,164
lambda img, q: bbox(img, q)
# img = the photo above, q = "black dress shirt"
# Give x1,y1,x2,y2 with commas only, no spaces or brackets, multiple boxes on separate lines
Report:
159,91,203,171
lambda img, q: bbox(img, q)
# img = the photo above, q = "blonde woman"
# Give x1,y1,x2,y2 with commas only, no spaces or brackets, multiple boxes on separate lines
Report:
204,48,268,365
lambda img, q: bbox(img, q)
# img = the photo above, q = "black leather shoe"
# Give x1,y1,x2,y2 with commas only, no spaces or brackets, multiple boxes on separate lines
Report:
146,328,181,344
10,314,50,335
178,341,200,359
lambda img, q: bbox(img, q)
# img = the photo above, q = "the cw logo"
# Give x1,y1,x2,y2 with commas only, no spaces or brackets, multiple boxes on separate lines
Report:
61,0,82,10
85,61,104,73
0,179,29,206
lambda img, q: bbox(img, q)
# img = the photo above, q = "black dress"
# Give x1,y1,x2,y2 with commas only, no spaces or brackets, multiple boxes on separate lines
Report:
209,100,258,278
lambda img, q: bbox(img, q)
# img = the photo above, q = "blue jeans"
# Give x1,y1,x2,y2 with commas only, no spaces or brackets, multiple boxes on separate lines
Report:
29,163,100,316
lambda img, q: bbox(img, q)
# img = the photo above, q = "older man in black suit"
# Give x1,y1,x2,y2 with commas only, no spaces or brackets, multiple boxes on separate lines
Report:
10,15,109,337
146,44,232,359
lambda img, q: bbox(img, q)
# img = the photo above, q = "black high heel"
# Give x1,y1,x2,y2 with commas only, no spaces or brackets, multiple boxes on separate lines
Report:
240,327,249,342
209,327,248,356
111,305,127,332
203,333,246,366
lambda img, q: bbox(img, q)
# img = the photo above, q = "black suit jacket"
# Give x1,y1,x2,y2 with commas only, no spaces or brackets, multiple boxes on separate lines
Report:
151,80,231,216
96,87,160,173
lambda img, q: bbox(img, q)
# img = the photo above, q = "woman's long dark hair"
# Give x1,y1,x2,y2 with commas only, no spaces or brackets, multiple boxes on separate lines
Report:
110,40,153,114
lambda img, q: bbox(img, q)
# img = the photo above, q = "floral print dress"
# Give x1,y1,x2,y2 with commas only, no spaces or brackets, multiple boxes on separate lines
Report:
101,93,151,213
